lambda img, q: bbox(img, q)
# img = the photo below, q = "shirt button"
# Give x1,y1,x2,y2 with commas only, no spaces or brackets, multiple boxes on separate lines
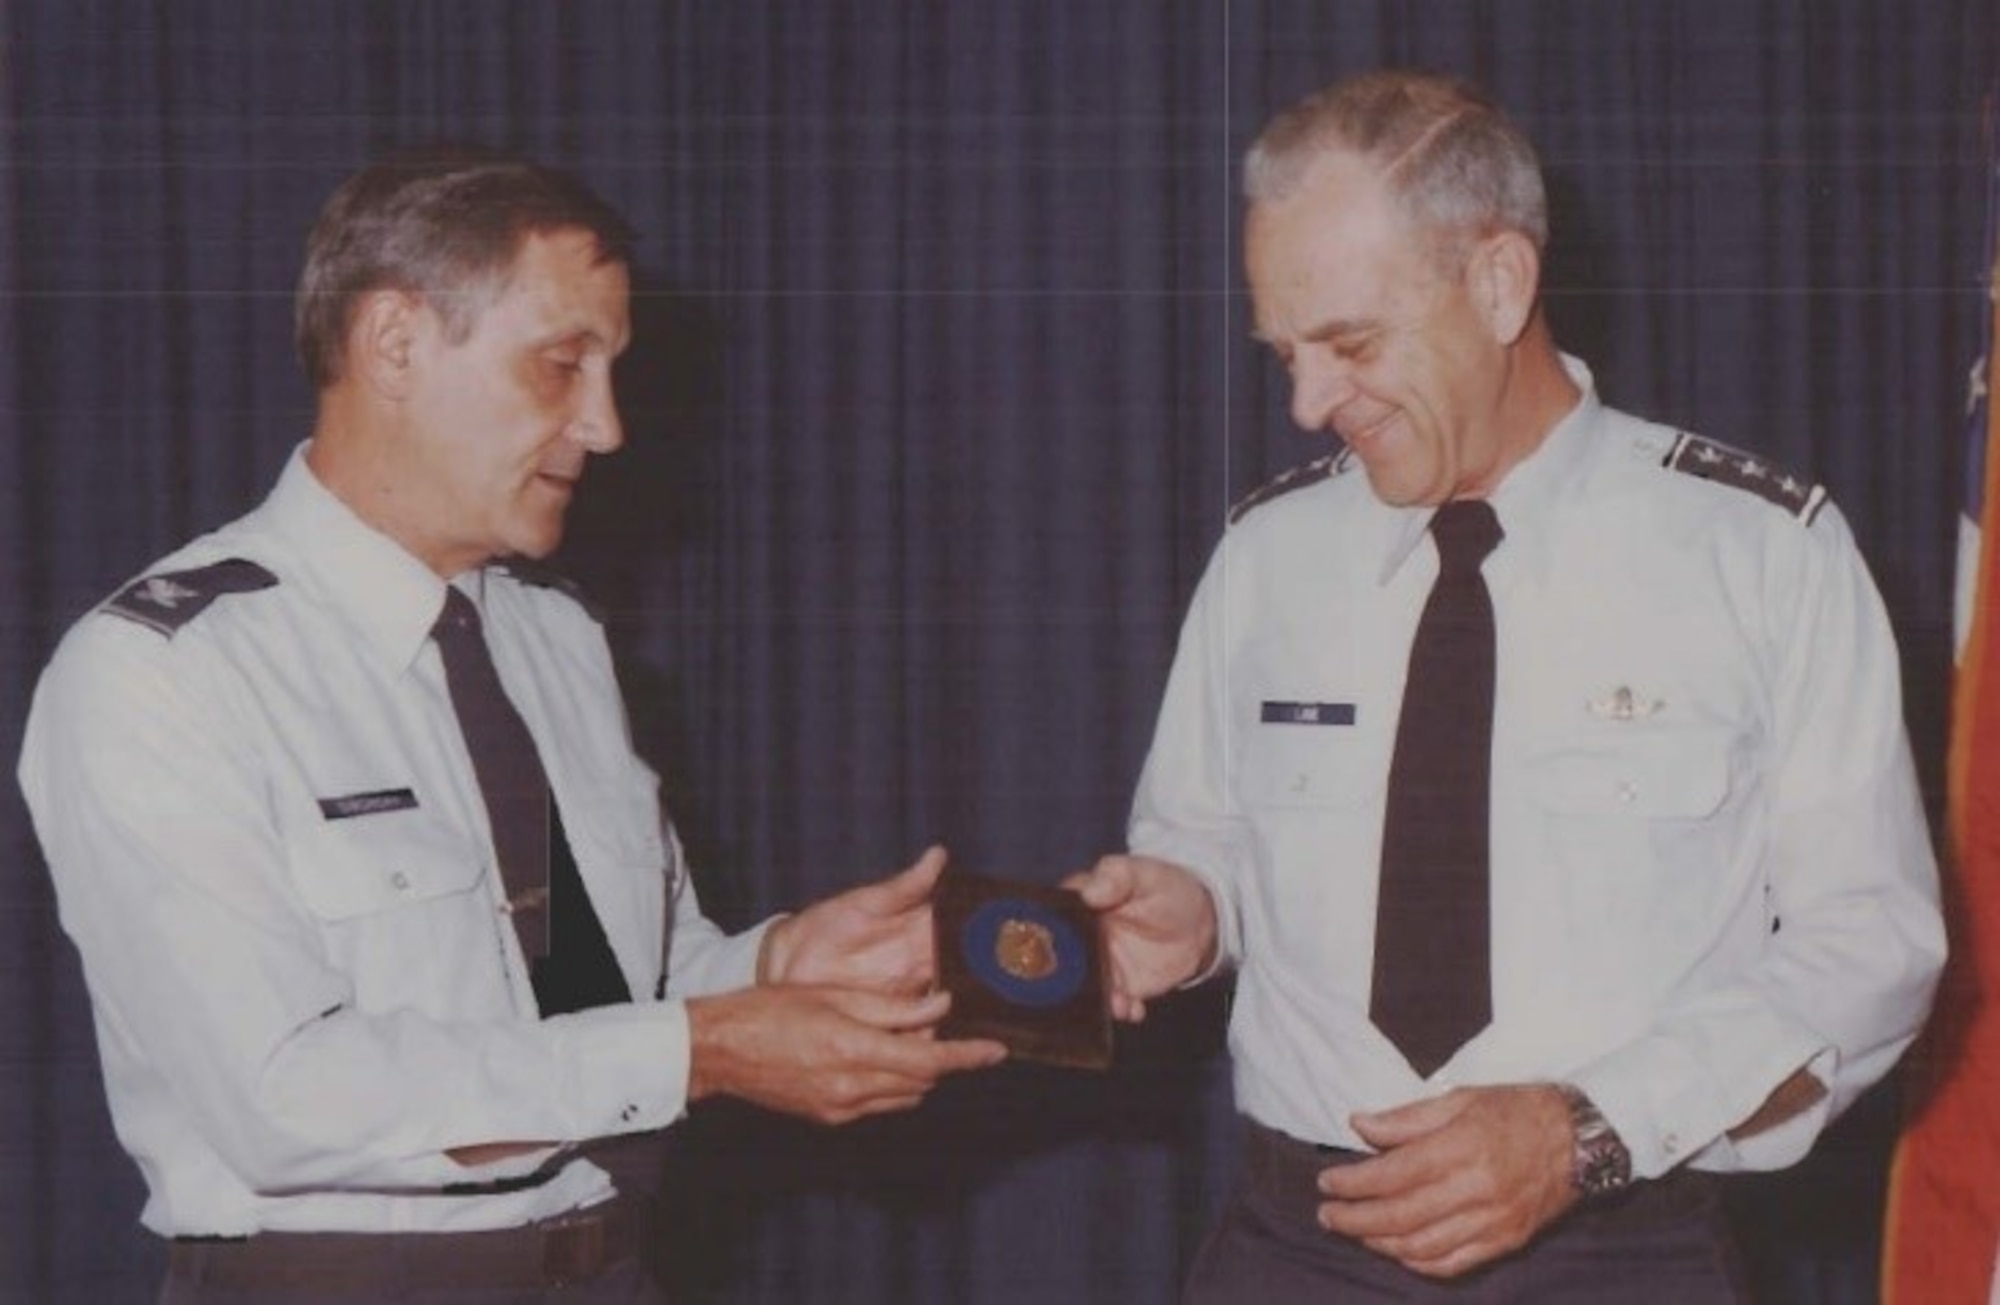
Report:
620,1105,639,1122
1663,1133,1681,1158
1616,780,1640,804
390,871,412,892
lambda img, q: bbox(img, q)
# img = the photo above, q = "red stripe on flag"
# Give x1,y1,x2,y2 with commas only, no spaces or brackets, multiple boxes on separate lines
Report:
1883,136,2000,1301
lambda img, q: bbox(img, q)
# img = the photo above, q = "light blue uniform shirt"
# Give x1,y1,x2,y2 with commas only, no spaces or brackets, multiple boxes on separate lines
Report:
20,446,767,1236
1131,359,1944,1181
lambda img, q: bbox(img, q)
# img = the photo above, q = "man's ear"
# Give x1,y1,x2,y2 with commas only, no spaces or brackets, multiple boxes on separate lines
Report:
1468,230,1540,346
348,289,427,399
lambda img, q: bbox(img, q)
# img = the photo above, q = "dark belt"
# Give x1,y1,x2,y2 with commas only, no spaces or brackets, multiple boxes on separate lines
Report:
1242,1117,1370,1219
166,1196,651,1291
1242,1117,1719,1235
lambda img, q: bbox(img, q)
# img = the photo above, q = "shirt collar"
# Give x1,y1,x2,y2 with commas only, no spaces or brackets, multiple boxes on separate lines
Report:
1374,352,1601,585
257,443,464,671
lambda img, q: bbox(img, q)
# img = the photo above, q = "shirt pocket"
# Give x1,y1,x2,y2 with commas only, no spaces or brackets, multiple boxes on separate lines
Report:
290,810,483,919
557,779,670,988
287,810,502,1011
562,787,668,877
1520,724,1746,975
1523,725,1733,821
1234,707,1391,972
1238,711,1386,812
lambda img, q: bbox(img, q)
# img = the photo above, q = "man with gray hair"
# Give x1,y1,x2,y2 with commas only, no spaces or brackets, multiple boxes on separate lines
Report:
1073,70,1942,1299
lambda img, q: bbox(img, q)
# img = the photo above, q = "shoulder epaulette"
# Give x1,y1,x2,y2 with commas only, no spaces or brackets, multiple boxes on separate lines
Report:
1661,432,1827,525
1228,450,1354,526
102,558,278,638
496,560,605,623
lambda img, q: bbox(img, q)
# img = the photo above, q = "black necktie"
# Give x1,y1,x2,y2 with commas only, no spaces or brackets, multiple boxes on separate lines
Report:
433,587,629,1016
1370,499,1503,1078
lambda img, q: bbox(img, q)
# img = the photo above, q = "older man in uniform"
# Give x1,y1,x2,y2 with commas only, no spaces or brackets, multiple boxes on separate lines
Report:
1073,71,1944,1301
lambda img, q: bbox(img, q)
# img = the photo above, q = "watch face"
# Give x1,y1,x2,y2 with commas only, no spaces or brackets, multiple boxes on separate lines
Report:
1577,1139,1629,1195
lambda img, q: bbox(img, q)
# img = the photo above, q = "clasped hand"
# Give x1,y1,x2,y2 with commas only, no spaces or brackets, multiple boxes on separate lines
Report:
1318,1084,1577,1279
1061,855,1612,1279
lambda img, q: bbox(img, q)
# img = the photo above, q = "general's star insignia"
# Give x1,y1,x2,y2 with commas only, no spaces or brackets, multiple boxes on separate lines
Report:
1662,432,1827,525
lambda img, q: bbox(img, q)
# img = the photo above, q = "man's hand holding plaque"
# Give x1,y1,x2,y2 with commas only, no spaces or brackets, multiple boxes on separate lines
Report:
932,868,1114,1070
1063,853,1221,1024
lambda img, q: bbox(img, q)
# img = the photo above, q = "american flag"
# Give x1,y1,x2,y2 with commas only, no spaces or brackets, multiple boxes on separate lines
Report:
1883,82,2000,1305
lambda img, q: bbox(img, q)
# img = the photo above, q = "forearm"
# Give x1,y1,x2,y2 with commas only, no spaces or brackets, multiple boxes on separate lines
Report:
1126,554,1252,979
250,1000,690,1189
45,810,690,1191
668,912,768,997
1573,859,1939,1177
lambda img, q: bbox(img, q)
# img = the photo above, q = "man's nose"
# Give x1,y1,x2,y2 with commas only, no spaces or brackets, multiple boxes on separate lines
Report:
1288,349,1355,433
573,371,624,454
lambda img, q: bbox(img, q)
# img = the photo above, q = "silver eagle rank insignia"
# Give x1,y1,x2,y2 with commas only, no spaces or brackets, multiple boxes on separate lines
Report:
103,558,278,637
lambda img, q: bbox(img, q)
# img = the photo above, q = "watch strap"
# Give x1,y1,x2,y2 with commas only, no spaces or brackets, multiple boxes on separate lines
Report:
1557,1083,1633,1199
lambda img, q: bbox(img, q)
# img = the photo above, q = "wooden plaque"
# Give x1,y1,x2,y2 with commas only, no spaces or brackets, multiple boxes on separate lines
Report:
932,868,1113,1071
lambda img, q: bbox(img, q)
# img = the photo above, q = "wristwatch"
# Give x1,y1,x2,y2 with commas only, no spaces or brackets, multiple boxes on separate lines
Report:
1557,1083,1633,1199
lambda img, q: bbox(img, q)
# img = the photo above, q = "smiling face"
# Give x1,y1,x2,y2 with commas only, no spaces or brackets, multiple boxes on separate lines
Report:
392,227,631,576
1246,151,1527,507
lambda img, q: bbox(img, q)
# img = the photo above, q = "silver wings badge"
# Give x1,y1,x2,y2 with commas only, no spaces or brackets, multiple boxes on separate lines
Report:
1586,685,1666,722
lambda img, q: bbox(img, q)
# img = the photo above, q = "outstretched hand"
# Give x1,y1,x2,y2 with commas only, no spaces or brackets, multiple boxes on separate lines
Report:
687,985,1006,1125
759,846,949,993
1318,1084,1577,1278
1063,854,1218,1022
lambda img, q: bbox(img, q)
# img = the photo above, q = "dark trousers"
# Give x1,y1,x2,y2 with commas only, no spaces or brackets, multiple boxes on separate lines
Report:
162,1260,660,1305
158,1196,662,1305
1186,1121,1752,1304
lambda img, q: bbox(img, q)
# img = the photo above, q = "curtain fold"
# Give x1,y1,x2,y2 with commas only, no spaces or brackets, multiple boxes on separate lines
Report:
3,2,1993,1300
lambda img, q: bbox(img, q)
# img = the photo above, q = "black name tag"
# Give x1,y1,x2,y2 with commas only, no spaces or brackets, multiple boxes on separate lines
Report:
1260,701,1355,726
317,788,420,820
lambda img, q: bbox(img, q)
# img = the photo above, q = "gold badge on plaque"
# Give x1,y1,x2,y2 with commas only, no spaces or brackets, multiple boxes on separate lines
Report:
995,918,1059,980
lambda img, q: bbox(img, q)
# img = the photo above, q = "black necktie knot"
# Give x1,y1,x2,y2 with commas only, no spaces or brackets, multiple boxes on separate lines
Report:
1430,500,1503,574
435,587,481,640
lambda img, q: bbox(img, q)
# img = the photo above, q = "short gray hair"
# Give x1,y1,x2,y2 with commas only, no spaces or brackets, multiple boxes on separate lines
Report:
295,148,635,392
1244,71,1547,268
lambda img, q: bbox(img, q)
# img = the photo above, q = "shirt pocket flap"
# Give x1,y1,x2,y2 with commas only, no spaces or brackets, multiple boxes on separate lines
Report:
1240,719,1383,811
1526,727,1732,820
564,816,666,873
559,778,669,871
290,811,485,922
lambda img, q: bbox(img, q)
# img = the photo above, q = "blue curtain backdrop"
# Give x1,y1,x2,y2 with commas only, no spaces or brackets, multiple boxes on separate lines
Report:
3,2,1994,1301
